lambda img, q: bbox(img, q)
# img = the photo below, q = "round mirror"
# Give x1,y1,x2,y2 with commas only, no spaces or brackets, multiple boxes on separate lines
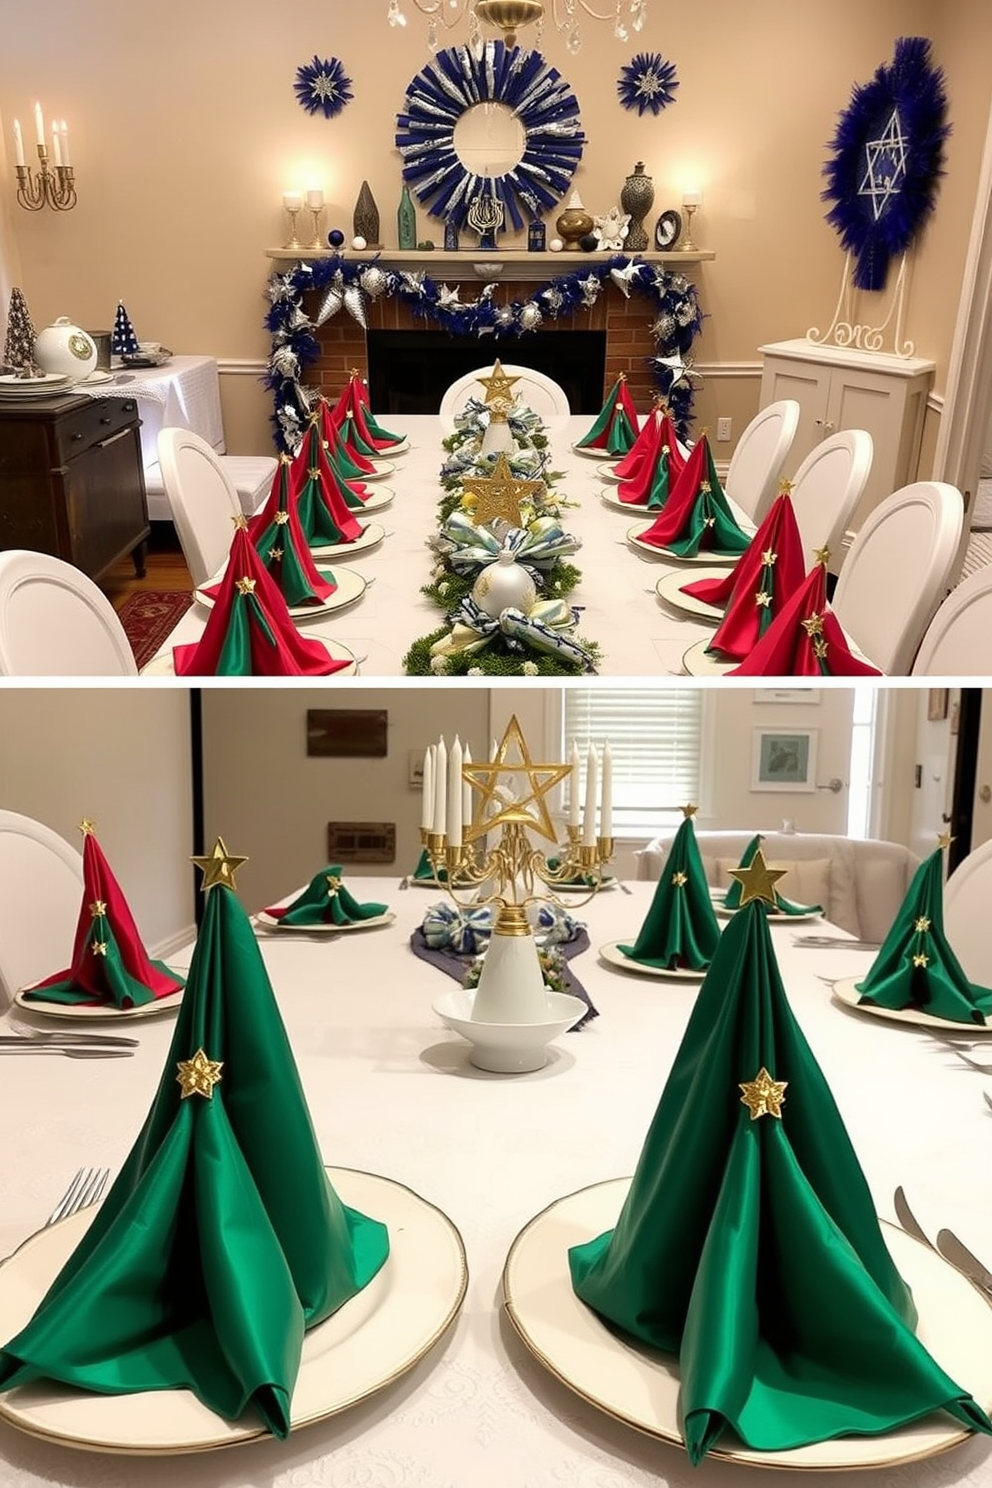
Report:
453,102,526,178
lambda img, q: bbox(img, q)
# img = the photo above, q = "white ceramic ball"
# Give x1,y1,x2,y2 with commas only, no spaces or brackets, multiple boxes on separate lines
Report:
352,235,367,250
549,237,564,253
472,552,537,619
33,317,97,379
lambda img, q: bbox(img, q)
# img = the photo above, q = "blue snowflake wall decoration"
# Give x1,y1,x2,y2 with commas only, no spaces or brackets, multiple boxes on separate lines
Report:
617,52,678,117
294,56,353,119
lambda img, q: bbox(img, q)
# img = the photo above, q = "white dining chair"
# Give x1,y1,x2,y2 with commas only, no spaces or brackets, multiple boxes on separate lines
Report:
0,551,138,676
911,564,992,675
724,400,800,524
832,480,964,675
438,364,571,431
788,429,874,564
943,838,992,986
0,811,83,1008
157,428,243,590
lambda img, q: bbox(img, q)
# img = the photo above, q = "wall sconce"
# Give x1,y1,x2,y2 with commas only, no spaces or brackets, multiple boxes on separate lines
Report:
12,103,77,211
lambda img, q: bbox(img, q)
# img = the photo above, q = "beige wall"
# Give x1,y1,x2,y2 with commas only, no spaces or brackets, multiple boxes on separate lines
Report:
5,0,978,457
0,689,195,953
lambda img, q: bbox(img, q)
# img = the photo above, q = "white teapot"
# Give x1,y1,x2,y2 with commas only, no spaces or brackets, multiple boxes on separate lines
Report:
33,317,97,379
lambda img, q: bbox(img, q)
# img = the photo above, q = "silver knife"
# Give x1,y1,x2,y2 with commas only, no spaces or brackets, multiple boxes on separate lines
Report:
0,1045,133,1058
936,1229,992,1294
0,1032,138,1047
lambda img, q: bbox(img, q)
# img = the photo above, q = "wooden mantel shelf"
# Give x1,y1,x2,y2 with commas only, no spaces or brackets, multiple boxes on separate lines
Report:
264,247,715,280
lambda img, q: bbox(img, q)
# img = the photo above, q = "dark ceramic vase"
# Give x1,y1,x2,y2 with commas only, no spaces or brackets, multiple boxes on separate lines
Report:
621,162,655,252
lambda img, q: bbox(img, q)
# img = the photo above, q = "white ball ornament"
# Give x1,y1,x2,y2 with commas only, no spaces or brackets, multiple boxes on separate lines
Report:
549,237,564,253
351,235,367,251
472,551,537,619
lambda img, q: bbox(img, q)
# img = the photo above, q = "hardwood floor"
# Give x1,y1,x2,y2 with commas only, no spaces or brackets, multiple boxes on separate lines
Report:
101,524,193,611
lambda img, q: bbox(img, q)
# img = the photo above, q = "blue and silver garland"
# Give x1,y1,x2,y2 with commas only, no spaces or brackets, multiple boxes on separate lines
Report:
617,52,679,116
395,43,585,233
821,36,950,292
264,253,704,452
293,56,353,119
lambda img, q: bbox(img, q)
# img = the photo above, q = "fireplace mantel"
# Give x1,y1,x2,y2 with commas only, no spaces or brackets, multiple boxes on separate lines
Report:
264,248,715,281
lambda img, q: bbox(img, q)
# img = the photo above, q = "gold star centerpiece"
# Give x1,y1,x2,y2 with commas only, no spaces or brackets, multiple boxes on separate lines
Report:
671,870,688,887
176,1047,224,1101
461,452,544,530
191,837,248,892
478,358,521,407
740,1066,788,1120
462,715,571,845
88,899,107,919
914,916,931,934
727,846,787,908
235,577,257,597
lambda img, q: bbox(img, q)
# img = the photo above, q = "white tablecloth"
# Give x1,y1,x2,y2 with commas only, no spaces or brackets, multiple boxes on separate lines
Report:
1,880,990,1487
147,414,736,676
75,355,226,470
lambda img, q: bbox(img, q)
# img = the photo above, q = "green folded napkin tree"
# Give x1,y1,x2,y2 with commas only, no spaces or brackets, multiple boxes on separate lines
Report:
0,839,389,1438
268,864,388,926
856,839,992,1025
412,846,447,883
618,807,720,970
722,833,820,916
570,849,992,1462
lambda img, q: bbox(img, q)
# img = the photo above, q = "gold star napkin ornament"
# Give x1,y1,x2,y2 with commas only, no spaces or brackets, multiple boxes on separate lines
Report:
727,847,787,907
230,514,250,532
914,916,931,934
739,1066,788,1120
235,577,257,597
176,1047,224,1101
681,803,699,819
813,545,832,568
912,953,930,969
191,837,248,893
274,510,291,526
761,548,778,567
937,829,955,852
90,941,108,958
462,715,570,845
88,900,107,919
801,612,825,638
79,818,96,837
478,359,520,407
326,874,341,898
461,452,544,530
671,871,688,887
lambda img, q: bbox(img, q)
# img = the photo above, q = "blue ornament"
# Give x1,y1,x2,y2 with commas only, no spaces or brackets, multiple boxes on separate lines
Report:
294,56,353,119
327,229,345,248
617,53,679,117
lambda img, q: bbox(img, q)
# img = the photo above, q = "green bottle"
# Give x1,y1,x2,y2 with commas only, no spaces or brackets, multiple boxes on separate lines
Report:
397,182,417,250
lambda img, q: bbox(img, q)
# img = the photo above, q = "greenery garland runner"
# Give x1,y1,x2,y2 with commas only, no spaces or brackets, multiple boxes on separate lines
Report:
263,253,704,453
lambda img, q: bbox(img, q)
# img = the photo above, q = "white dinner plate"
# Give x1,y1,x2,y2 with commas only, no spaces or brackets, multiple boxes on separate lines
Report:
627,523,753,565
832,976,992,1033
571,442,615,459
194,566,367,621
141,640,358,678
0,1167,467,1455
13,980,183,1022
73,369,116,386
253,910,396,934
713,904,823,924
681,638,737,676
599,462,624,482
655,568,726,621
550,876,617,893
599,487,667,515
342,484,393,513
369,436,409,456
598,942,707,980
310,521,386,559
502,1177,992,1471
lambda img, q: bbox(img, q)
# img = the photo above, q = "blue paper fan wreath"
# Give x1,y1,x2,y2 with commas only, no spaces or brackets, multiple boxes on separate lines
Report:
294,55,353,119
617,52,678,117
821,36,950,292
395,41,585,233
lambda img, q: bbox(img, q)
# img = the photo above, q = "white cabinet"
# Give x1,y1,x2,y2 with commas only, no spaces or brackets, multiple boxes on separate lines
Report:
759,339,935,534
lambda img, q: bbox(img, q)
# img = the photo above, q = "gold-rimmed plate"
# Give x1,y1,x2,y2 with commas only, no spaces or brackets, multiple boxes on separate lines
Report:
502,1176,992,1471
599,487,665,514
571,442,615,459
347,461,394,481
549,876,617,893
598,942,706,980
13,982,183,1022
714,904,823,924
832,976,992,1033
194,566,368,622
343,484,394,512
627,524,752,565
369,436,409,457
140,640,359,678
655,568,726,621
0,1166,467,1455
253,910,396,934
681,638,737,676
310,522,386,559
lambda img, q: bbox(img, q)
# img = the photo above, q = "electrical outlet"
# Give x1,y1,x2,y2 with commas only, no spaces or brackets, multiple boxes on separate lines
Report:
716,417,732,442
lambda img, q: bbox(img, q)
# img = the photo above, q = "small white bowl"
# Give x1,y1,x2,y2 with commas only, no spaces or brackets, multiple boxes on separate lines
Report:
433,987,587,1073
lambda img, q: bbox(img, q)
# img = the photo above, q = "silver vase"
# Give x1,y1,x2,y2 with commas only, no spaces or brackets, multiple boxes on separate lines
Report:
621,162,654,253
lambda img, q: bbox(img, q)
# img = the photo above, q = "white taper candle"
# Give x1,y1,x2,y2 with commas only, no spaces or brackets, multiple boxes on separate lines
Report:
601,741,613,839
462,743,473,833
447,737,463,848
50,124,61,167
421,745,434,831
582,745,598,846
568,741,582,828
12,120,24,167
432,736,447,837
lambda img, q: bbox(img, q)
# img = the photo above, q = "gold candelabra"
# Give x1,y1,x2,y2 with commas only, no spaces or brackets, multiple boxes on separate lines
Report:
16,145,76,212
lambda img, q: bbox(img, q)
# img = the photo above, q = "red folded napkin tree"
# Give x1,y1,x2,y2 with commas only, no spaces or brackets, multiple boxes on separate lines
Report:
612,399,665,481
318,398,379,490
24,821,184,1009
574,373,640,456
634,434,750,558
329,371,404,453
247,474,337,610
730,555,882,676
174,521,352,676
615,407,686,508
290,416,364,549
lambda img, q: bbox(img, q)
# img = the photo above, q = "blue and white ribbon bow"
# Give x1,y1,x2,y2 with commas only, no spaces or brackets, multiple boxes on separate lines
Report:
422,901,494,955
430,594,596,671
535,902,582,945
437,511,581,578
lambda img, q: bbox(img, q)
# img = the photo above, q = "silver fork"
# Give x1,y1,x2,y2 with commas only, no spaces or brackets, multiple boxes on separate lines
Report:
45,1167,110,1227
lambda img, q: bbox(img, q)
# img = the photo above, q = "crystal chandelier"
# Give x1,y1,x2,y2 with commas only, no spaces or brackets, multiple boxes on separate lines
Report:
386,0,648,55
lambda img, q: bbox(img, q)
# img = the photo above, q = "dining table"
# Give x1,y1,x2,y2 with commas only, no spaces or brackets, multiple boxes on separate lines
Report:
143,414,752,677
1,876,989,1488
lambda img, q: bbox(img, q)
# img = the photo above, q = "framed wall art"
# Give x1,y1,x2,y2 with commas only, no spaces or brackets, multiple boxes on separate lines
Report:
751,729,819,793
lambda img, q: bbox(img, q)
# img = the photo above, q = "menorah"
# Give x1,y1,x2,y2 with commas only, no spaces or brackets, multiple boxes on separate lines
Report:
466,192,504,251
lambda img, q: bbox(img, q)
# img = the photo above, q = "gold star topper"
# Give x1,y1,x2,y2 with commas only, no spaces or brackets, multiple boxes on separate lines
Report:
912,952,930,969
176,1047,223,1101
681,803,699,819
462,715,571,845
235,577,257,597
671,870,688,887
477,359,520,406
761,549,778,567
801,611,825,638
814,545,832,568
326,874,342,898
739,1066,788,1121
90,941,108,958
349,367,363,380
79,818,96,836
461,452,544,530
230,513,250,532
777,479,795,496
88,900,107,919
914,916,931,934
937,829,955,852
727,846,787,907
191,837,248,892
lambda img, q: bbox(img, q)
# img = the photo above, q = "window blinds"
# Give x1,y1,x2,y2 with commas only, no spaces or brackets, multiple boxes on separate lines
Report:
563,688,703,830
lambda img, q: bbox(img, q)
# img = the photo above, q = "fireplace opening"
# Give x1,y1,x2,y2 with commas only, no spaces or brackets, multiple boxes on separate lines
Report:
367,330,607,415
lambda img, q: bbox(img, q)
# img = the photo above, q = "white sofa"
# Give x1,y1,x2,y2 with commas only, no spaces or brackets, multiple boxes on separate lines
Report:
636,830,920,943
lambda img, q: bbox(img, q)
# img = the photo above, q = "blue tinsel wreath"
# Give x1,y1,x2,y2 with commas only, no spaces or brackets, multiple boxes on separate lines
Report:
617,53,679,117
821,36,949,292
294,56,353,119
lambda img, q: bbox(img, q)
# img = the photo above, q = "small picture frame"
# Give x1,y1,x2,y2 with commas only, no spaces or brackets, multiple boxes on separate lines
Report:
751,728,818,793
752,688,821,705
655,209,682,250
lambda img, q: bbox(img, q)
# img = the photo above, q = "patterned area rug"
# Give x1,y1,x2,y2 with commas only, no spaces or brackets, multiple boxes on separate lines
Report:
115,591,192,669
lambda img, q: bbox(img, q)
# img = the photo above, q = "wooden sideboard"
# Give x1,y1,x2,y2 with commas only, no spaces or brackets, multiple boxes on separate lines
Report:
0,393,149,580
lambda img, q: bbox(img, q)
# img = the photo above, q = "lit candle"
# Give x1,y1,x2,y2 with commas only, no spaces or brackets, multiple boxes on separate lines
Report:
601,741,613,840
568,741,582,829
682,188,703,208
582,744,598,847
462,743,473,833
421,745,434,831
50,123,61,167
432,736,447,837
58,120,70,167
282,190,302,213
33,101,44,148
306,188,324,210
12,120,24,167
447,736,463,849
